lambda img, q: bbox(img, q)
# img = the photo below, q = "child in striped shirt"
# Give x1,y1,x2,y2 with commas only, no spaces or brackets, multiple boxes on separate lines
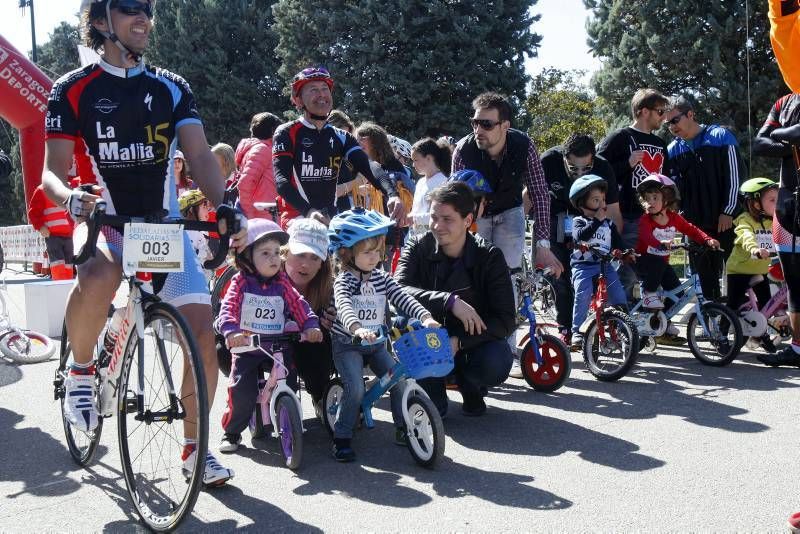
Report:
328,208,439,462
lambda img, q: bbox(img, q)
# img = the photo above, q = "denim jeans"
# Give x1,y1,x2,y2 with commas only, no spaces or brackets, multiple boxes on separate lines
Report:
331,335,405,439
617,216,641,303
571,261,627,336
477,205,526,270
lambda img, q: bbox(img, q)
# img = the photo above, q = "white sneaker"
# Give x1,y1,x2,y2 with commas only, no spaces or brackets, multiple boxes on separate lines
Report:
508,358,523,379
642,292,664,310
183,449,235,487
219,435,240,454
63,372,98,432
665,322,680,337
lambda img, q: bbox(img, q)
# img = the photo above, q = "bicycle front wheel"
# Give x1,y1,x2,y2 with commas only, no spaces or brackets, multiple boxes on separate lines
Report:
1,329,56,363
687,303,743,367
583,309,639,382
404,393,444,469
58,320,103,466
117,303,208,532
276,393,304,470
520,334,571,392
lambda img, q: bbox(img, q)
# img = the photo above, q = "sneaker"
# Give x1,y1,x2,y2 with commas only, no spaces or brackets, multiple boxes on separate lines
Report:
665,323,680,337
219,434,241,454
758,335,778,354
462,393,487,417
655,333,687,346
332,438,356,462
394,427,407,446
642,292,664,310
63,371,98,432
570,332,583,352
508,358,523,379
182,449,234,487
558,329,572,347
757,346,800,367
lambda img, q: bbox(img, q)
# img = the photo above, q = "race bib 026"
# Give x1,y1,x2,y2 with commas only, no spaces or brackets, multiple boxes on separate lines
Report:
122,222,184,273
352,294,386,328
241,294,285,333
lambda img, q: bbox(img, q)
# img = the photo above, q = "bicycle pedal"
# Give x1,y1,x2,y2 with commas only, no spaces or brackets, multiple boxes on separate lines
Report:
124,391,137,414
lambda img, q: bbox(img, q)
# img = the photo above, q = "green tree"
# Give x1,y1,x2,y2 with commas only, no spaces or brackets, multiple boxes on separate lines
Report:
34,21,81,81
0,122,27,226
524,68,607,151
148,0,285,145
584,0,785,174
272,0,541,140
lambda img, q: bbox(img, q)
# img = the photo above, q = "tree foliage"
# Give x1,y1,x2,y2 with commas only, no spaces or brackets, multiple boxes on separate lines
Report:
272,0,541,140
0,123,27,226
584,0,785,174
148,0,285,145
34,21,81,81
524,68,606,151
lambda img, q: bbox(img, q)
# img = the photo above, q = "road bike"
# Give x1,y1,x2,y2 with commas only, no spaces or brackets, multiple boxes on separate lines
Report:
53,201,234,531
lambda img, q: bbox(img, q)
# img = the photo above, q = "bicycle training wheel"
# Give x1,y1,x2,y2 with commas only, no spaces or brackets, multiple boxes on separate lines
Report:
58,320,104,467
404,393,444,469
322,377,344,436
520,333,571,392
275,393,304,470
117,302,208,532
687,303,743,367
0,329,56,363
583,309,639,382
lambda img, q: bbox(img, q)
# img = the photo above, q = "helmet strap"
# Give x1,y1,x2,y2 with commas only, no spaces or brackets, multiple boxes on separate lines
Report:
347,259,372,278
304,107,330,122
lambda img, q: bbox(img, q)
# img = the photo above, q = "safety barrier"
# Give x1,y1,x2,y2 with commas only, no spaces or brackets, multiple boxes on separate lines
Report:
0,224,46,264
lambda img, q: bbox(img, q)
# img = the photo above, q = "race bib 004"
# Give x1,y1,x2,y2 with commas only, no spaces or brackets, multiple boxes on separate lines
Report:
241,294,285,333
122,222,184,273
352,294,386,328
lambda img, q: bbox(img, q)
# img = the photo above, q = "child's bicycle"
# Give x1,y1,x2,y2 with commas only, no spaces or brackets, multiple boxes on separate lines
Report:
321,322,450,468
229,327,306,470
512,264,571,391
737,256,792,348
0,277,56,363
52,200,235,532
630,242,743,366
577,244,640,382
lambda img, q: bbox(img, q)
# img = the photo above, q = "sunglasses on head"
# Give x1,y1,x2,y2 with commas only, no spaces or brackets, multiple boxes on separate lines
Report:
111,0,153,19
667,112,685,126
470,118,502,131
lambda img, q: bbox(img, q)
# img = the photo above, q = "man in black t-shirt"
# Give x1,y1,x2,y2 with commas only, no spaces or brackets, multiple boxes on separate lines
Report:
540,134,620,341
597,88,669,301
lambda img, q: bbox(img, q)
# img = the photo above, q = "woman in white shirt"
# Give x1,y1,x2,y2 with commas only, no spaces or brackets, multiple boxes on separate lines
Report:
409,137,452,236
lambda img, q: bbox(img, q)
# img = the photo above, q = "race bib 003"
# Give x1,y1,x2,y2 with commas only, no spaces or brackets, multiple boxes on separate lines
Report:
352,295,386,328
241,294,285,333
122,222,184,273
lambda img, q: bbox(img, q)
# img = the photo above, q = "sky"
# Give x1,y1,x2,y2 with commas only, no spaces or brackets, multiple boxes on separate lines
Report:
0,0,602,83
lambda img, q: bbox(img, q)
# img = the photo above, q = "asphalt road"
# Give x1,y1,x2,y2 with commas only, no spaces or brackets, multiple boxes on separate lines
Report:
2,325,799,532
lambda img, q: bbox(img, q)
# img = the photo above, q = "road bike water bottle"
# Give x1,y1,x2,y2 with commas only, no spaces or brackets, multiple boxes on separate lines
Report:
99,304,135,416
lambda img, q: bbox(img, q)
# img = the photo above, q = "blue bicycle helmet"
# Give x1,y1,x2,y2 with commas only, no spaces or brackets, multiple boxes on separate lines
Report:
449,169,493,197
569,174,607,209
328,207,395,252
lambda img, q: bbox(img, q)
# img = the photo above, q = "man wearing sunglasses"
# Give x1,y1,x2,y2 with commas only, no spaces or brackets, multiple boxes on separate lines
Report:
597,88,670,302
42,0,240,487
665,95,743,302
539,133,621,344
451,92,562,278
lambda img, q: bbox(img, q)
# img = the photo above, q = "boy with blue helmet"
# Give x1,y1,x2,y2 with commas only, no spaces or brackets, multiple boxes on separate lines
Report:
328,207,440,462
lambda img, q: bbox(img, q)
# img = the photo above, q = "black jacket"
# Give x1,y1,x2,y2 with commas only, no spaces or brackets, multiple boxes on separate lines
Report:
394,232,516,351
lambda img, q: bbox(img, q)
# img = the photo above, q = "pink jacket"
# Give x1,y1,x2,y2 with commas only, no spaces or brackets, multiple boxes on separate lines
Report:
235,137,276,219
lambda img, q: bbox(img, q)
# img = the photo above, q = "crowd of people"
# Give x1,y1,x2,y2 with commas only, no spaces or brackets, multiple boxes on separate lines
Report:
29,0,800,506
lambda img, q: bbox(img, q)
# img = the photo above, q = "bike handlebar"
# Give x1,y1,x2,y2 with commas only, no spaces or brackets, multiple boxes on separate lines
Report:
73,201,239,270
671,242,725,254
229,332,302,354
578,243,639,261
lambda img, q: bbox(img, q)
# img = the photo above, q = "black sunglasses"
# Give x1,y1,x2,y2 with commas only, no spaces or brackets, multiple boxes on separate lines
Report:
564,157,593,176
651,107,667,116
470,118,502,131
667,112,685,126
112,0,154,19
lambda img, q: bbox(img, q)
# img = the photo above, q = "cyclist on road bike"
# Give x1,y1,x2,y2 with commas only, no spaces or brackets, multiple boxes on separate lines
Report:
42,0,244,486
273,67,405,228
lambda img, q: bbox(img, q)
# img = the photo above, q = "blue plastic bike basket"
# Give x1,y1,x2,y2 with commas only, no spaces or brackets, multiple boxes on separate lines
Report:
392,327,454,379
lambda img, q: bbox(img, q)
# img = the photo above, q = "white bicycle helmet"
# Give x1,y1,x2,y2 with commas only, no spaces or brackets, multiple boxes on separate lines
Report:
388,135,412,160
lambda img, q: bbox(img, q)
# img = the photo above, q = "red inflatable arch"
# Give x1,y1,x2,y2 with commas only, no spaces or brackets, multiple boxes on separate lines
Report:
0,34,53,206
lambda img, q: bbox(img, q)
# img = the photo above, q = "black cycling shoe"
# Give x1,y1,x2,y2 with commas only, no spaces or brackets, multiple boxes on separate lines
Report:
332,438,356,462
757,346,800,367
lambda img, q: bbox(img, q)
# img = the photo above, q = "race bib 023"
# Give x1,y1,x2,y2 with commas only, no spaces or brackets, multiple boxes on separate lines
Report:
122,222,184,273
241,294,285,334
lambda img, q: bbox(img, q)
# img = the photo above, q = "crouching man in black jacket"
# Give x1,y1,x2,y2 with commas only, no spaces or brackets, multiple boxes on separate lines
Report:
395,181,516,416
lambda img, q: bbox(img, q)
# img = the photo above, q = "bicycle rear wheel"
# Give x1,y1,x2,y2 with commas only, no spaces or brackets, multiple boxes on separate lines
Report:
117,303,208,532
687,303,743,367
404,393,444,469
275,393,304,470
583,309,639,382
1,329,56,363
57,320,103,466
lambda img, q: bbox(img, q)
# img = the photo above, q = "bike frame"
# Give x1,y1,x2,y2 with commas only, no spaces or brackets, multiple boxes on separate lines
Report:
360,362,430,432
630,272,714,335
746,283,788,319
249,342,306,437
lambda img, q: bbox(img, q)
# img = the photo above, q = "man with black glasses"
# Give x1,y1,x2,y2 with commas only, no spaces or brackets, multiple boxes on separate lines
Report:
665,95,743,302
539,133,620,345
451,92,561,277
598,88,670,301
